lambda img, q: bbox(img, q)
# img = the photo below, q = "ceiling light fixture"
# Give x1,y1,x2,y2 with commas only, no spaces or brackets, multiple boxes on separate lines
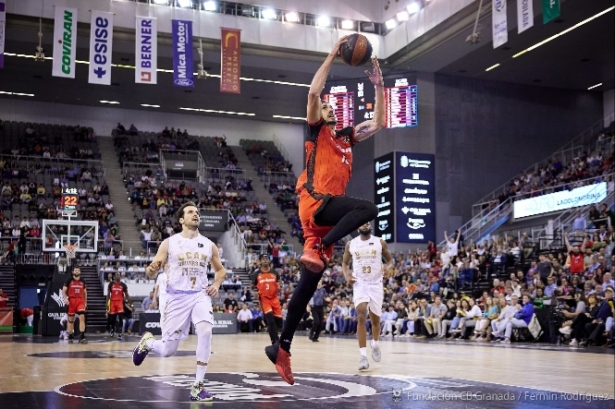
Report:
273,115,306,120
341,20,354,29
262,9,277,20
180,107,256,116
385,19,397,30
285,12,300,22
0,90,35,97
397,11,409,22
407,2,421,14
141,104,161,108
587,83,602,90
203,1,216,11
100,100,120,104
485,63,500,72
513,6,614,58
317,16,331,27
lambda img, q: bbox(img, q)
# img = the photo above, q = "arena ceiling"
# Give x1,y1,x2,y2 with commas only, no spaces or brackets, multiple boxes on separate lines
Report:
0,0,612,124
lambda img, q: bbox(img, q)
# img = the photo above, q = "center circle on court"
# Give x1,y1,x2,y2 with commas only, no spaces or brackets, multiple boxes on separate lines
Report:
54,372,415,403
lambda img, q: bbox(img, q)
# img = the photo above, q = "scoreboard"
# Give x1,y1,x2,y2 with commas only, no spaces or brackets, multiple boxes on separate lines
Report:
61,187,79,215
325,75,417,130
385,78,418,128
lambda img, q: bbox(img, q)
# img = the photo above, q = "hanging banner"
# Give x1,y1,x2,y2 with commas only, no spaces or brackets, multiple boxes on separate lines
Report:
517,0,534,34
0,2,6,69
52,7,78,78
220,28,241,94
172,19,194,87
88,11,113,85
492,0,508,48
135,16,157,84
542,0,560,24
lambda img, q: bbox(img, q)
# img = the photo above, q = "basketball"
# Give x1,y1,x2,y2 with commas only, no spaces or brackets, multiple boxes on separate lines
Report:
340,33,373,66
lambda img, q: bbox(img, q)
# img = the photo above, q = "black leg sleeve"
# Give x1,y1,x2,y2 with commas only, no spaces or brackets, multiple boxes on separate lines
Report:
314,196,378,248
264,312,279,344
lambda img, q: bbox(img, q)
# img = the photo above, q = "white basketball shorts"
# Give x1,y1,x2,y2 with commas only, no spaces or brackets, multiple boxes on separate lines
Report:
161,291,213,342
353,280,384,317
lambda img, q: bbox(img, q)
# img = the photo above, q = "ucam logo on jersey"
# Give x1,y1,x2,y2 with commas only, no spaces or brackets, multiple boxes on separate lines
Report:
88,11,113,85
172,19,194,87
135,17,157,84
52,7,78,78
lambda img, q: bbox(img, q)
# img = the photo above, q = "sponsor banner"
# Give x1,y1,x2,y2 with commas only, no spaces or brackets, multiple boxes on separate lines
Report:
139,313,162,335
89,11,113,85
542,0,560,24
172,19,194,87
199,210,228,232
513,182,607,219
395,152,436,243
0,2,6,69
492,0,508,48
517,0,534,34
52,7,78,78
220,27,241,94
212,313,237,334
136,17,157,84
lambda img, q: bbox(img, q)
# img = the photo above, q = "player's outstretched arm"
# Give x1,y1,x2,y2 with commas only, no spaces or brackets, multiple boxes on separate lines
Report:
354,57,385,142
307,36,349,124
146,239,169,279
342,242,354,285
207,245,227,298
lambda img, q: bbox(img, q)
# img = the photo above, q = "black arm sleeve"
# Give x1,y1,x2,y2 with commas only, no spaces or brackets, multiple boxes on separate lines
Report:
305,120,325,143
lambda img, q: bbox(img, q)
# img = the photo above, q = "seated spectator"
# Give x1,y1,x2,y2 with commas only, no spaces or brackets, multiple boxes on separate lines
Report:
473,296,499,342
494,295,534,344
236,304,254,332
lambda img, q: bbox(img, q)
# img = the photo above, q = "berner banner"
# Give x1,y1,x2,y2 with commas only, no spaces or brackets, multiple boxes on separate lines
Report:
135,16,157,84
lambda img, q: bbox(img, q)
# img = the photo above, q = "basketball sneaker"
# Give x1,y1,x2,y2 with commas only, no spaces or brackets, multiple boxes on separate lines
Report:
359,356,369,371
370,340,381,362
265,342,295,385
300,238,330,273
190,382,213,401
132,332,154,366
68,333,74,343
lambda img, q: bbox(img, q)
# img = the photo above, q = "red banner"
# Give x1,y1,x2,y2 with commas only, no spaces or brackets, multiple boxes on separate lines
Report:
220,28,241,94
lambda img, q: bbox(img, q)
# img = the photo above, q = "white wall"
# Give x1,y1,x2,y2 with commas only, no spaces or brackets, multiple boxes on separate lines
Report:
0,98,304,172
605,89,615,127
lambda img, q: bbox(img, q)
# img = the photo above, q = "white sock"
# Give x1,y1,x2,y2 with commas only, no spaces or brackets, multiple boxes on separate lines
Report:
196,364,207,383
360,347,367,357
371,339,378,347
146,338,155,349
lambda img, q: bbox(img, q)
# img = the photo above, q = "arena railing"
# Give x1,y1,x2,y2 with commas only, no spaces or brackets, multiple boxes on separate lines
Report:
121,162,165,180
472,112,615,216
259,171,297,187
0,154,105,175
203,167,247,183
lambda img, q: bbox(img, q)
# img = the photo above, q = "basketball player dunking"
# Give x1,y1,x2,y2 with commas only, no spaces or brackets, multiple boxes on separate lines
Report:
132,201,227,401
265,36,385,385
342,222,393,371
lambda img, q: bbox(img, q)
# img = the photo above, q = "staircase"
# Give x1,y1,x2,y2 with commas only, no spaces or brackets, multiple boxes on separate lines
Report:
230,146,302,252
0,265,16,330
80,266,107,333
98,137,143,256
439,200,512,247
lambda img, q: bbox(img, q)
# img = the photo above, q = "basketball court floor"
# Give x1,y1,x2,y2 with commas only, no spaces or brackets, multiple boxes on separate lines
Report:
0,333,613,409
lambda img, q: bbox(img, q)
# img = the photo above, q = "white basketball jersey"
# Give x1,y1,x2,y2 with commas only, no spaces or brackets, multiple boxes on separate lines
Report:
349,235,383,283
166,234,213,294
156,272,168,297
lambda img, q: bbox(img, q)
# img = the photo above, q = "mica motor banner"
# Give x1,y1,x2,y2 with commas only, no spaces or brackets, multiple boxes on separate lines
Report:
52,7,78,78
220,28,241,94
172,19,194,87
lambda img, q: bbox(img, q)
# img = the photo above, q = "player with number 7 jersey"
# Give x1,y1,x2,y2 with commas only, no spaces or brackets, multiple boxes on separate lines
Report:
253,255,283,345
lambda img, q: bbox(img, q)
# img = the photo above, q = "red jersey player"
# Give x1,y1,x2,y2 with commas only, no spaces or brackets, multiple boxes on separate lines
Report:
253,255,282,344
62,267,88,344
107,274,130,340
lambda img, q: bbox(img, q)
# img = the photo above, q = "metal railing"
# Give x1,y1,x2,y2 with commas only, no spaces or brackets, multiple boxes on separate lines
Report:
0,153,104,174
259,171,297,187
439,199,512,248
203,167,247,183
122,162,165,181
472,112,615,215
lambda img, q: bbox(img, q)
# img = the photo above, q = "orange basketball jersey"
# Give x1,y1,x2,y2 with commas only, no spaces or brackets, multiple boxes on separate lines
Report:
254,271,279,299
296,119,356,196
